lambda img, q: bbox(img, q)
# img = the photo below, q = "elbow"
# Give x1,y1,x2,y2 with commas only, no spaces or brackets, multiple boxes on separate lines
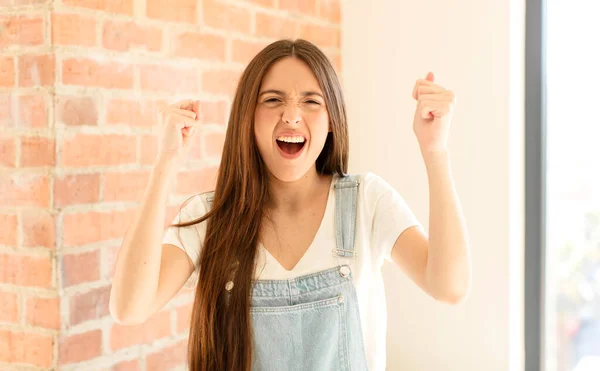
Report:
435,290,468,305
433,283,471,305
110,305,148,326
109,292,149,326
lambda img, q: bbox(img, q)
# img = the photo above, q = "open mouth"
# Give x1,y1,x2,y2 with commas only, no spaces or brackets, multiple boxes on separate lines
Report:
276,136,306,157
276,140,305,154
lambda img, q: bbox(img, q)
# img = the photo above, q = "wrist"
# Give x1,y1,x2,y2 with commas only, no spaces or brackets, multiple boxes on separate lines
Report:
153,155,182,173
420,148,449,162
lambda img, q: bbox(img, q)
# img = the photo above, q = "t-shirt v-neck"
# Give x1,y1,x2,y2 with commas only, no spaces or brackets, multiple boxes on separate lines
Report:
254,175,338,280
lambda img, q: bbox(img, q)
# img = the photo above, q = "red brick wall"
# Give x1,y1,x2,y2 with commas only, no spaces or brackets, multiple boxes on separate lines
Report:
0,0,340,369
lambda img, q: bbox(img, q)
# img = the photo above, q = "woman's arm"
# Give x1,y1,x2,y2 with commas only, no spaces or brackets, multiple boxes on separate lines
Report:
109,157,194,324
422,150,470,302
390,72,471,304
390,151,470,304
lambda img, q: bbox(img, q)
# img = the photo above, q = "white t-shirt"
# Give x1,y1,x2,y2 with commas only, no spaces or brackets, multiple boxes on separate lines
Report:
162,172,421,371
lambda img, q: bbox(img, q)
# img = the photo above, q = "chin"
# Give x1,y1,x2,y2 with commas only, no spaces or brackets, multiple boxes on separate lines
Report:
267,164,315,183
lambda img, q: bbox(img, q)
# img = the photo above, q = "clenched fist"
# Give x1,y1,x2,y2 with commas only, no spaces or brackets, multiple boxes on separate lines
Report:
157,99,203,162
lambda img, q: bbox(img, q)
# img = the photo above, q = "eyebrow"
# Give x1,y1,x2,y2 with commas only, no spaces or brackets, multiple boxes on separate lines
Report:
258,89,324,99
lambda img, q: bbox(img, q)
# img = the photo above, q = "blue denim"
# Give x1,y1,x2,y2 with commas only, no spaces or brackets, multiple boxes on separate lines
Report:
207,175,368,370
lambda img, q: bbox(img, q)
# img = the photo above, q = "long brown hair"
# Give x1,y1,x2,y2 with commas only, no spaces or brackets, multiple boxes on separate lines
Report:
172,38,349,371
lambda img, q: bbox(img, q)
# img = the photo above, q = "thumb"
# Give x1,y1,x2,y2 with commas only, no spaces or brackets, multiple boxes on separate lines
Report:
425,72,435,83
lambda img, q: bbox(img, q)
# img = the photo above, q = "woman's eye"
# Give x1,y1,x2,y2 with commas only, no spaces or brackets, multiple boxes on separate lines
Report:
306,100,321,105
265,98,280,103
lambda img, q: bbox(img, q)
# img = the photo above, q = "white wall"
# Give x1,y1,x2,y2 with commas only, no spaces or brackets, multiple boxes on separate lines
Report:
341,0,525,370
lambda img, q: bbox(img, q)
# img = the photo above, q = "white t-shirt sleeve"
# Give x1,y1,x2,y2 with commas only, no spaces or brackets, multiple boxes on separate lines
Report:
162,194,209,287
363,172,422,262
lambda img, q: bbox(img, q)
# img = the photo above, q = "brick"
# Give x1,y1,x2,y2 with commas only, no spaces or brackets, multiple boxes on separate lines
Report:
0,253,52,287
62,250,100,286
10,0,52,4
26,296,59,330
255,13,297,39
203,0,251,34
202,69,241,96
63,209,134,246
0,57,15,87
139,135,158,165
139,64,198,93
0,137,16,167
203,132,225,157
112,359,141,371
328,51,341,72
173,32,226,61
63,0,133,15
21,209,55,248
0,16,44,48
279,0,316,16
57,96,98,126
175,303,192,333
0,291,18,323
0,213,18,246
147,0,196,23
319,0,340,23
104,170,150,202
298,23,340,48
61,133,137,167
52,13,96,46
231,39,268,65
62,58,134,89
110,310,171,351
103,20,162,52
176,166,218,195
11,0,52,5
18,94,48,128
198,100,228,125
59,329,102,365
0,94,12,125
0,174,50,208
54,173,100,207
0,330,53,368
187,132,204,160
104,244,120,279
69,285,111,325
20,136,56,167
145,340,187,371
19,54,55,87
242,0,274,7
106,99,162,127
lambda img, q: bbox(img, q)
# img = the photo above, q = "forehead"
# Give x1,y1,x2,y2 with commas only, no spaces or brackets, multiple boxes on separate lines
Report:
260,57,322,93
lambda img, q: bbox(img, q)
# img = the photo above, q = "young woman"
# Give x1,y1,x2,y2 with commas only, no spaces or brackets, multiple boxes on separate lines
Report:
109,39,471,371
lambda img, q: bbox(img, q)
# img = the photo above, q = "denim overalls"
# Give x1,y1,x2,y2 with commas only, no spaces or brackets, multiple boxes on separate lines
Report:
206,175,369,371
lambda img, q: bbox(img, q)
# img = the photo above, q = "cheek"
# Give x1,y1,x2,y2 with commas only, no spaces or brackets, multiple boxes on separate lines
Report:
254,108,274,151
309,112,330,142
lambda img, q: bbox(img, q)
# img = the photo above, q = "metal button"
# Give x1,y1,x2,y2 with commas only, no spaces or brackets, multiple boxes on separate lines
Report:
339,266,350,277
338,295,344,302
225,281,234,291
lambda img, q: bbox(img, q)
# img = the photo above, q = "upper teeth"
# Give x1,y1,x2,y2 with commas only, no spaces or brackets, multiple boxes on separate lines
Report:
277,136,305,143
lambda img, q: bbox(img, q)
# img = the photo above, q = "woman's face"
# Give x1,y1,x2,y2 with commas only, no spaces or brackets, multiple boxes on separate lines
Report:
254,57,330,182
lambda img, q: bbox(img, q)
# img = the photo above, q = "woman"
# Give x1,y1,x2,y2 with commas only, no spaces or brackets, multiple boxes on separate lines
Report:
109,38,471,371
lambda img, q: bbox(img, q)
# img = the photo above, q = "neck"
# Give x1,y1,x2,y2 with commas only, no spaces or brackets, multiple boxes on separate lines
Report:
266,166,331,213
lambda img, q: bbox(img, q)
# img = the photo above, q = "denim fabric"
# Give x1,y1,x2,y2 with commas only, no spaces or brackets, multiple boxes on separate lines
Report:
209,175,369,370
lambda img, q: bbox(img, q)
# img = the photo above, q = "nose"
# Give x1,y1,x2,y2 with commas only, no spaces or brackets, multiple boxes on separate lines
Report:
282,104,301,125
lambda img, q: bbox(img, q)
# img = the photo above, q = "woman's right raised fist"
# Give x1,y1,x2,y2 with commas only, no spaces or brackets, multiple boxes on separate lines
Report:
156,99,202,162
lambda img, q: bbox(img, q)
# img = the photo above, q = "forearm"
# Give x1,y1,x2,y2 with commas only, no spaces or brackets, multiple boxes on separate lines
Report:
422,150,471,302
109,156,180,322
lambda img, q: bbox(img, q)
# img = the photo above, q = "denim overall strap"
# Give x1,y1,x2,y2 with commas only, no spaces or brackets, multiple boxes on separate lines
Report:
333,174,360,259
